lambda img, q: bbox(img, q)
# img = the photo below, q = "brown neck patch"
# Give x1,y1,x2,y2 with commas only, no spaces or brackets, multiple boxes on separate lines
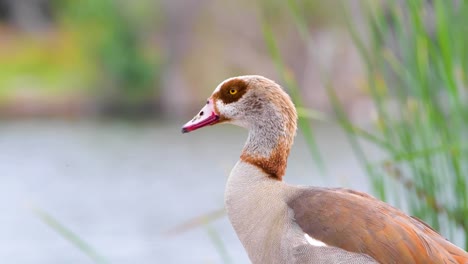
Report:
240,139,291,181
213,78,249,105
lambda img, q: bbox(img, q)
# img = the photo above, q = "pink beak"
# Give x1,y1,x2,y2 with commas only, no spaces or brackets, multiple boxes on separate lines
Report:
181,99,220,133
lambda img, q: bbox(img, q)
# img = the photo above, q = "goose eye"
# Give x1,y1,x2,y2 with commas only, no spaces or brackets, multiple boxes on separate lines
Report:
229,89,238,95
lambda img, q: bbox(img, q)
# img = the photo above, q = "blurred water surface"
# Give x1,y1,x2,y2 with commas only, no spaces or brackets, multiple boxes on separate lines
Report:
0,120,377,264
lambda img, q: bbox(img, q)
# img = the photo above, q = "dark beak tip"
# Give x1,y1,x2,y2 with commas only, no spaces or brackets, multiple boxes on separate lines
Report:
181,127,189,134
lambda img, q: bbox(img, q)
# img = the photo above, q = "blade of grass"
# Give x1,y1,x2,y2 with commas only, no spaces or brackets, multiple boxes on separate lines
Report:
164,208,225,236
30,206,108,264
164,208,231,264
204,224,232,264
296,107,329,122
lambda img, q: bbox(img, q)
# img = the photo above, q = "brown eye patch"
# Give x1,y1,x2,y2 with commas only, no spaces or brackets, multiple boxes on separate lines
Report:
214,78,249,104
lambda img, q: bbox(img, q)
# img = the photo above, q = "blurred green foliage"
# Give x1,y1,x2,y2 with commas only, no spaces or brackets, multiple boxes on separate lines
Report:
53,0,161,114
0,0,161,115
0,28,92,100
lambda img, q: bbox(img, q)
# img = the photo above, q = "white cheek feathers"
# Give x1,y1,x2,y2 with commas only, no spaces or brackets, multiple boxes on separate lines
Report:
215,99,250,128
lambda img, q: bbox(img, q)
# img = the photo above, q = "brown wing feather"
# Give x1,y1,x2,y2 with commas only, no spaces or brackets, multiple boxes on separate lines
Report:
409,216,468,263
288,187,468,264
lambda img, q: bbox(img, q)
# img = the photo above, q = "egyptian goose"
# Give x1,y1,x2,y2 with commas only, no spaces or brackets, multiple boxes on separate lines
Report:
181,75,468,263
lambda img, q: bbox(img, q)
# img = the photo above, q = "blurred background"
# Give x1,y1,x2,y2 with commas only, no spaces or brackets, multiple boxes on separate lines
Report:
1,0,467,263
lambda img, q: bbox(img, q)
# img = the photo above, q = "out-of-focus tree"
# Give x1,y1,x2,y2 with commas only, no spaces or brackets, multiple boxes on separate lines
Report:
53,0,162,116
0,0,162,117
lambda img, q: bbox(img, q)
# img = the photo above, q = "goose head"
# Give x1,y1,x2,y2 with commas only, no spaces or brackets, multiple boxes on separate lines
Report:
182,75,297,180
